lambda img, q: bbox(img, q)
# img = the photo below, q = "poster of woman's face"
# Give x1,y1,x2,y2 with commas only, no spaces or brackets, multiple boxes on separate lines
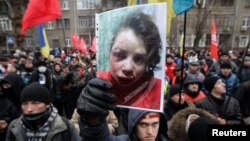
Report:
96,3,167,112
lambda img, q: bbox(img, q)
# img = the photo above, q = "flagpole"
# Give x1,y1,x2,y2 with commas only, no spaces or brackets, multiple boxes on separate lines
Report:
61,18,67,48
179,12,187,105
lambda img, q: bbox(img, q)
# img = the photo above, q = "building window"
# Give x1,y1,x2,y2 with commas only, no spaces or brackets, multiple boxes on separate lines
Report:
185,34,195,47
56,19,70,29
62,0,69,10
77,0,94,10
65,38,71,47
52,39,60,48
246,0,250,7
242,16,250,27
46,21,55,29
220,0,234,7
25,37,33,47
0,1,8,14
0,18,12,31
239,35,249,47
199,34,206,47
78,16,94,28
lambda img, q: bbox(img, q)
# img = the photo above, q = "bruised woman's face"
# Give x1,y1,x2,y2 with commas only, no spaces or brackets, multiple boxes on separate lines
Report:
110,29,147,87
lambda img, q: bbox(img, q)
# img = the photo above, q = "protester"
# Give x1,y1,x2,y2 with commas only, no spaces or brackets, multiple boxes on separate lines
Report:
233,80,250,124
164,84,190,121
183,76,206,103
214,61,239,96
168,107,218,141
6,82,80,141
195,76,243,124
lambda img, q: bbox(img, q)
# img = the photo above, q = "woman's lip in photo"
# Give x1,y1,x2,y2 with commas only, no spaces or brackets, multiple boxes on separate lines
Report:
117,77,134,85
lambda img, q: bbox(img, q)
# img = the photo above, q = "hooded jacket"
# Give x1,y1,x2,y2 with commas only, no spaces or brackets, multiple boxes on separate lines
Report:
0,73,25,109
168,107,218,141
80,109,168,141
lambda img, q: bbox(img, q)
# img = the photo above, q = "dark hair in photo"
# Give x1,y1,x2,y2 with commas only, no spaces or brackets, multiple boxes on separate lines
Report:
110,11,162,75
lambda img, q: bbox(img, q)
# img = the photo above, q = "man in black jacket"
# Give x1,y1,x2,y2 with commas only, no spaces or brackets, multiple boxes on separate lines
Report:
233,80,250,124
195,76,243,125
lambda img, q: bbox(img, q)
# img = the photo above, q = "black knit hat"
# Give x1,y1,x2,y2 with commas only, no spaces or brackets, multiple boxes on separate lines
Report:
169,84,182,97
203,76,220,93
220,61,231,69
20,82,50,104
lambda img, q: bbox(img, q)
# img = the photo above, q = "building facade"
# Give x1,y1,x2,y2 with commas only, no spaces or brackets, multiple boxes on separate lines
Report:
0,0,249,52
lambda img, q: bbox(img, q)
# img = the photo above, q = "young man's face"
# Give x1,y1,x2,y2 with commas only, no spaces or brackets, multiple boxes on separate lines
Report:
212,79,226,95
135,113,160,141
110,29,147,87
220,68,231,77
21,101,49,114
171,93,185,104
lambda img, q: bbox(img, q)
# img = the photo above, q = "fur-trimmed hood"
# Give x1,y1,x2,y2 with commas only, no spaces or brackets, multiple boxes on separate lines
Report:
167,107,218,141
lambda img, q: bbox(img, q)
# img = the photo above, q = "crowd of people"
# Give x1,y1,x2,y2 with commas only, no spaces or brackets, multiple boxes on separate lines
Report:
1,12,250,141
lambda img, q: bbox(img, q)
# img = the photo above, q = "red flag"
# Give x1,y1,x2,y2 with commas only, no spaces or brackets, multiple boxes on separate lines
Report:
90,36,97,53
78,38,88,55
210,19,218,60
71,34,79,50
21,0,61,35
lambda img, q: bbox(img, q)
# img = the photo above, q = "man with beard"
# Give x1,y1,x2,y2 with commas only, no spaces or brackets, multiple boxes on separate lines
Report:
183,76,206,103
6,82,80,141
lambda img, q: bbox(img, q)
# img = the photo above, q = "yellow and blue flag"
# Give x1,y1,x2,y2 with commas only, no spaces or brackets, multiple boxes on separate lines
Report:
128,0,142,5
148,0,194,38
38,24,50,58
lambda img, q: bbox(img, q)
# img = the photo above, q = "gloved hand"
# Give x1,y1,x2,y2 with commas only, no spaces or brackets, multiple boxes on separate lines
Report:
77,78,116,117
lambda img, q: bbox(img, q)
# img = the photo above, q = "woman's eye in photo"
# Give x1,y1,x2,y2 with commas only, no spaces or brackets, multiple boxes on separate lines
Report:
111,49,127,60
134,54,146,64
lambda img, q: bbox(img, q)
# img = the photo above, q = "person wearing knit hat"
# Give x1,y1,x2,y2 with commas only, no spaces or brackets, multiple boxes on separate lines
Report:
6,82,81,141
214,61,240,96
20,82,51,104
165,84,189,121
203,76,220,93
196,76,243,125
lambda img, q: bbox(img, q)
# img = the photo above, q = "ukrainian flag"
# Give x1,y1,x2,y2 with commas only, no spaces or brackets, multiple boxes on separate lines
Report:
148,0,194,38
38,24,50,58
128,0,142,5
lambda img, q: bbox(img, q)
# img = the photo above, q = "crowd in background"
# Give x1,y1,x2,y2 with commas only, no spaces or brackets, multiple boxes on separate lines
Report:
1,46,250,141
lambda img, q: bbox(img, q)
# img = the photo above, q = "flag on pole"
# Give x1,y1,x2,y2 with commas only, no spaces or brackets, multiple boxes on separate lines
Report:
78,38,88,55
128,0,142,5
71,34,80,50
210,19,218,60
21,0,61,35
38,25,50,58
90,36,97,53
179,32,184,56
147,0,194,38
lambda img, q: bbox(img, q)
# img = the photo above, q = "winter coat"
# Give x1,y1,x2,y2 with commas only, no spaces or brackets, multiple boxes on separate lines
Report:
168,107,218,141
233,81,250,124
214,72,239,96
195,95,243,124
6,114,80,141
0,73,25,110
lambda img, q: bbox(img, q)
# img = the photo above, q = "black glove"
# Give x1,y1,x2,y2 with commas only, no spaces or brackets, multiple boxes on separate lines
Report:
77,78,116,117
